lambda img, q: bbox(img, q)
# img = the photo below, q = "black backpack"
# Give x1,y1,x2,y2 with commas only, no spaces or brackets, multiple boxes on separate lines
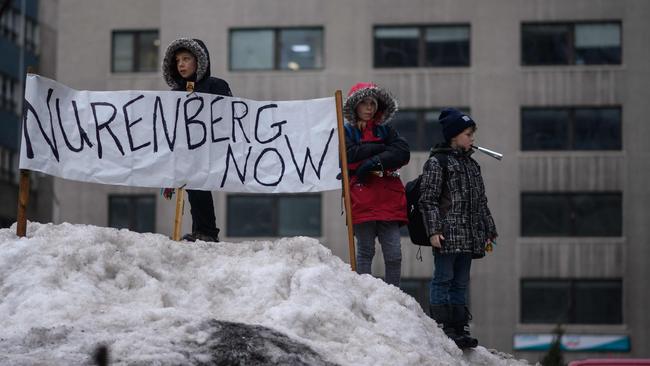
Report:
405,153,448,246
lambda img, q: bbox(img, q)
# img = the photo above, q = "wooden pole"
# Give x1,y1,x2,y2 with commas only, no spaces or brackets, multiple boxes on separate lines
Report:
16,169,30,237
172,188,185,241
16,66,34,237
335,90,356,271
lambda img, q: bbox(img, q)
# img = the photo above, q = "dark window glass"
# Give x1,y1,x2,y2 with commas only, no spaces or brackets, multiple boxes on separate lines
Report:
230,28,323,71
522,107,622,151
227,196,275,236
571,193,622,236
573,280,622,324
0,216,13,229
574,23,621,65
522,24,570,65
108,195,155,233
423,111,445,146
521,280,570,323
374,27,419,67
391,108,467,151
0,147,15,182
573,108,621,150
522,22,621,65
521,194,571,236
228,194,321,237
278,195,321,236
390,110,419,148
111,30,159,72
375,25,470,68
230,29,275,70
521,109,570,150
425,26,470,66
521,193,622,237
279,28,323,70
522,279,622,324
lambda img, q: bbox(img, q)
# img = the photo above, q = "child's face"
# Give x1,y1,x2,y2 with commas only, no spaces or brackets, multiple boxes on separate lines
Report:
355,97,378,122
451,127,475,151
175,50,197,79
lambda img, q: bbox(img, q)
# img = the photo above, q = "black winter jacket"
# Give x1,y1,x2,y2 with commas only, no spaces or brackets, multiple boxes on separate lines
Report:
418,146,497,258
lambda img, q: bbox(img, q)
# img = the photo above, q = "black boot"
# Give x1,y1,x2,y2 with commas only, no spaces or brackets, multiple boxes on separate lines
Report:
429,304,459,340
451,305,478,348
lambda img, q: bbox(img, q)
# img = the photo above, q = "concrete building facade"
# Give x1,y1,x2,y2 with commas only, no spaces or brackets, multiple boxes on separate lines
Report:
19,0,650,362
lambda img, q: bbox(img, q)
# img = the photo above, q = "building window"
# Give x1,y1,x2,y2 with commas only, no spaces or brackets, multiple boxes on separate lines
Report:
521,107,621,151
111,30,159,72
521,279,622,324
227,194,321,237
0,73,17,114
0,146,14,182
374,25,470,68
24,17,39,53
521,193,622,237
229,27,324,71
0,7,19,42
522,22,621,65
108,195,156,233
391,108,469,151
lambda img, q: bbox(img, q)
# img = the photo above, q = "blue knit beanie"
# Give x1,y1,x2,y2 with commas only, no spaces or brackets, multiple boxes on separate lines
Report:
439,108,476,142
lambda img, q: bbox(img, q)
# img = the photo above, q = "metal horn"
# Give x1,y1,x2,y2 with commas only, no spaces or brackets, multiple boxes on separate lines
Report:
471,145,503,160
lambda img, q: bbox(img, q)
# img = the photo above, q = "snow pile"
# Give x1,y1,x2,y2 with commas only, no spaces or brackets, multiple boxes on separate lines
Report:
0,223,530,365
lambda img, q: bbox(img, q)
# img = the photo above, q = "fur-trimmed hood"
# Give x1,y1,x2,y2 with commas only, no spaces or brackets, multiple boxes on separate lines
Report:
162,38,211,89
343,82,398,125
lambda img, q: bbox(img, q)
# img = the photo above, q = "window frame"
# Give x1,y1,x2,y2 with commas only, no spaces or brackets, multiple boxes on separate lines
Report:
226,193,322,237
228,26,325,72
111,29,160,73
520,278,623,324
520,106,622,151
521,21,622,66
373,24,471,68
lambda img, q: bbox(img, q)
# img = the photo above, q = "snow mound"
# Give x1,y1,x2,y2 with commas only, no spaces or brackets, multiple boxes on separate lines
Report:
0,223,530,365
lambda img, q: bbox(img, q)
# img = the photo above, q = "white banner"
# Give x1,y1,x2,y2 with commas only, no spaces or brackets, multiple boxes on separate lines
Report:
19,75,340,193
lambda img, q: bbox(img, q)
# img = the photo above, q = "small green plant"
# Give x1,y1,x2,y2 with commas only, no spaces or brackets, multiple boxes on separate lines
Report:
541,324,565,366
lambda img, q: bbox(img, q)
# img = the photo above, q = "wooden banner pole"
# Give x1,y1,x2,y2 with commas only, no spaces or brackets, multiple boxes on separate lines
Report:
172,188,185,241
16,169,30,237
16,66,34,237
335,90,356,271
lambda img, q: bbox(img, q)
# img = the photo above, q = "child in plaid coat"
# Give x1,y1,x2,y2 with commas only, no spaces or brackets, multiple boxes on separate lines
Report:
418,108,497,348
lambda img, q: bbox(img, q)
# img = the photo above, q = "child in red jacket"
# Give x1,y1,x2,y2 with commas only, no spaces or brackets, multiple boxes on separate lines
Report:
343,82,410,287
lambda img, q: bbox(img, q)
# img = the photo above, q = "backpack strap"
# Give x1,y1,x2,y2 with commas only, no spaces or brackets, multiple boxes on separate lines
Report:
431,152,451,217
344,124,361,144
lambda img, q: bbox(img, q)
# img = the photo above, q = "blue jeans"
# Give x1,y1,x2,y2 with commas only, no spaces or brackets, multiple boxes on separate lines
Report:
353,221,402,287
430,253,472,305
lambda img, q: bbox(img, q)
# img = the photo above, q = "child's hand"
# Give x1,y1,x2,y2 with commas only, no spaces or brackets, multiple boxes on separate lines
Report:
161,188,174,200
485,238,497,253
430,234,444,249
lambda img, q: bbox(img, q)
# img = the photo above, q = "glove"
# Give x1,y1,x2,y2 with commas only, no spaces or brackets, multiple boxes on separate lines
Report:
355,156,381,183
161,188,175,200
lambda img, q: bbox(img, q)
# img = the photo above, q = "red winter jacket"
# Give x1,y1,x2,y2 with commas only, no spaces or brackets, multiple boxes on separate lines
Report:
343,82,410,224
345,120,410,224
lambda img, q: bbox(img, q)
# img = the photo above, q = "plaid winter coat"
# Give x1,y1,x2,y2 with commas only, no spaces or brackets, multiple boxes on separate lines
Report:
418,147,497,258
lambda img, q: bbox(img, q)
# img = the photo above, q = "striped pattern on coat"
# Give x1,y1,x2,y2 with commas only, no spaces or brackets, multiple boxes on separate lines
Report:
418,148,497,258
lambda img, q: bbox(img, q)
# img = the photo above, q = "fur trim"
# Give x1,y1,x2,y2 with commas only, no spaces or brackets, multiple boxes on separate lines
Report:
343,84,398,125
162,38,210,89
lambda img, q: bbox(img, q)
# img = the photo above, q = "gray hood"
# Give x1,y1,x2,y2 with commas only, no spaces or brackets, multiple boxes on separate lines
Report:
162,38,211,89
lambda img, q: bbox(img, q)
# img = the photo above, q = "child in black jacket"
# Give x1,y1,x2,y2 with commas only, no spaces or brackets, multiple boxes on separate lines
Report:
161,38,232,242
